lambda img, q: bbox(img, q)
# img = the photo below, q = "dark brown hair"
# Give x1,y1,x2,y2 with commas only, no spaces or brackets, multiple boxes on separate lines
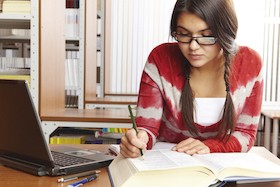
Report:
170,0,238,140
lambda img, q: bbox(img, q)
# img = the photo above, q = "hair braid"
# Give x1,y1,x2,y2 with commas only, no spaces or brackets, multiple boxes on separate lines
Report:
181,64,198,136
219,55,236,141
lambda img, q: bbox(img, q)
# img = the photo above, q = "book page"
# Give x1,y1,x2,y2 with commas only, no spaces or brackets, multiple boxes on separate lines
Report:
152,142,176,150
129,149,205,171
194,153,280,176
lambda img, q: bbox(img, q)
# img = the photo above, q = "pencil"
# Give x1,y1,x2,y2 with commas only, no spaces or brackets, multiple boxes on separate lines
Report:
128,105,144,160
57,170,101,183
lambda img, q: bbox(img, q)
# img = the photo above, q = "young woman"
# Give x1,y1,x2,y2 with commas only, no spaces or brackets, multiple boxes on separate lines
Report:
120,0,263,157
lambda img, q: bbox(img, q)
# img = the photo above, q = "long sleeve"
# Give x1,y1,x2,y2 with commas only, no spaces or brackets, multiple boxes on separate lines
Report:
135,43,186,149
136,70,164,149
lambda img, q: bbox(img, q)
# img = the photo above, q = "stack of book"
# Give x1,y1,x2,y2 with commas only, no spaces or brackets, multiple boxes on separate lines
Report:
49,127,128,145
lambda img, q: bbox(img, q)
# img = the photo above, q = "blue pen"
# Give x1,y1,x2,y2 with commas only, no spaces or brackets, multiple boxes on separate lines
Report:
67,174,98,187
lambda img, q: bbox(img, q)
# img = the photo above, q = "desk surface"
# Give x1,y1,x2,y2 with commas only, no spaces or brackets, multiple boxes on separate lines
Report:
1,145,280,187
262,109,280,119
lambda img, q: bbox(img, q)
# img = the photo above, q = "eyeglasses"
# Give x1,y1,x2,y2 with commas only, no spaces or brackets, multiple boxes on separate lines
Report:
172,32,217,45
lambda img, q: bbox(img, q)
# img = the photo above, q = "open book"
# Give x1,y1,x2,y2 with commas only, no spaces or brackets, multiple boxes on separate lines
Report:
108,143,280,187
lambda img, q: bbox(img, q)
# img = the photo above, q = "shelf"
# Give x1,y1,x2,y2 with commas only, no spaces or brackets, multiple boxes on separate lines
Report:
41,108,131,123
65,37,80,42
0,14,30,29
0,35,30,42
41,108,132,142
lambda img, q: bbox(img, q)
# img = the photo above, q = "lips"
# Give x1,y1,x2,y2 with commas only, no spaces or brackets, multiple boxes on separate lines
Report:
188,53,203,60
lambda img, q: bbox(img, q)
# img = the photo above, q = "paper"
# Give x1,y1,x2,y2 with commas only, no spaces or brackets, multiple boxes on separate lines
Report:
129,149,203,171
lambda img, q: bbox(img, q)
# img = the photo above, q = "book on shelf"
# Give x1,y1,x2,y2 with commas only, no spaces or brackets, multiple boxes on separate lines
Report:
65,58,79,108
50,135,85,144
66,0,79,9
65,8,80,38
52,127,101,136
2,0,31,14
0,68,30,75
108,142,280,187
0,28,30,37
65,89,78,108
50,127,125,145
85,136,121,145
0,74,30,86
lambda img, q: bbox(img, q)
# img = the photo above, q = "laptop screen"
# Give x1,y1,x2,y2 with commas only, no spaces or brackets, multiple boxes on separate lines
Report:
0,79,54,167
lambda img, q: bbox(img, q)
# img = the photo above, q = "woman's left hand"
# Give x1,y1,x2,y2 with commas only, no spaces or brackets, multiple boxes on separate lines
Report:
172,137,210,155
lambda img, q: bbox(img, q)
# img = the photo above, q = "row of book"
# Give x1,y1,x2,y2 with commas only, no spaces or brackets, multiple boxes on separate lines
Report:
66,0,79,9
65,58,79,108
0,57,30,69
0,29,30,37
0,74,30,86
64,8,80,108
65,9,102,39
65,89,78,108
65,58,79,89
0,42,30,57
65,9,80,38
50,135,122,145
1,0,31,14
49,127,129,145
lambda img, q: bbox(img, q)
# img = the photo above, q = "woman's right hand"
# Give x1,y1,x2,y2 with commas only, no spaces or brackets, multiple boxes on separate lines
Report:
120,128,148,158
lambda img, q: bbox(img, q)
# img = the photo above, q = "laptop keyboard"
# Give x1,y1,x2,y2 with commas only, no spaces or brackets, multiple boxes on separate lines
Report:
51,151,93,167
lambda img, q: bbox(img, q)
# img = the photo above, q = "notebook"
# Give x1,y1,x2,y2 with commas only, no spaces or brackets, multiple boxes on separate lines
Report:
0,79,115,176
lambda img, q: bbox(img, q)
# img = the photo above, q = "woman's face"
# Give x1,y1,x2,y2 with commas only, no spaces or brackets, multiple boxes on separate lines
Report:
176,12,223,69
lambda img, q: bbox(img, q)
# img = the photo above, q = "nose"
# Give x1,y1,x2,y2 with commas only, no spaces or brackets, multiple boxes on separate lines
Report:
189,39,200,50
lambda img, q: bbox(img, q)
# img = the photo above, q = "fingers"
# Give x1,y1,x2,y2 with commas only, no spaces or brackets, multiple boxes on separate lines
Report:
172,138,210,155
120,136,141,158
126,129,147,149
120,129,147,158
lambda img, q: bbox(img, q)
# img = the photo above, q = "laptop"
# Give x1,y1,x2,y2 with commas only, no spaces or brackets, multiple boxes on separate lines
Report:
0,79,115,176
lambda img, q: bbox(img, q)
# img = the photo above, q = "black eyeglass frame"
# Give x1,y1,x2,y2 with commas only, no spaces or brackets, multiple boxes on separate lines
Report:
172,32,218,45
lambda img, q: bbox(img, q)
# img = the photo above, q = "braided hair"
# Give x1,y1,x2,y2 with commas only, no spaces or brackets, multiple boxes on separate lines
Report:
170,0,238,140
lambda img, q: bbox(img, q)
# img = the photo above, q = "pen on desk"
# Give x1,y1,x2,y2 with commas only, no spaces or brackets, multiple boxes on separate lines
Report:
57,170,101,183
128,105,144,160
67,174,99,187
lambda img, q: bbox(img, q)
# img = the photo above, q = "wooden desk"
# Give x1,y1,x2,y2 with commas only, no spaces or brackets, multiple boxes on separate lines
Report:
0,165,111,187
1,145,280,187
262,109,280,155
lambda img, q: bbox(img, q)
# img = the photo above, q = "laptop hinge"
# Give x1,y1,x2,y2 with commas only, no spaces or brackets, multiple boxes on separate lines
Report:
0,155,49,176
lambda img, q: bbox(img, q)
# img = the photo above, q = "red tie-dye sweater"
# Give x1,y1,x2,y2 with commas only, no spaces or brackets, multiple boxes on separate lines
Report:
136,43,263,153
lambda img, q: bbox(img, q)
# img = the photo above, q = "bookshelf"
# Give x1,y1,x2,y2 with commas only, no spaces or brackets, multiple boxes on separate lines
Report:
0,0,132,143
39,0,132,142
0,0,39,110
65,0,83,108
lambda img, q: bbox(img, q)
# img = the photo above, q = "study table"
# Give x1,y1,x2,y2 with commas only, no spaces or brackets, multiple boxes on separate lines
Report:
1,144,280,187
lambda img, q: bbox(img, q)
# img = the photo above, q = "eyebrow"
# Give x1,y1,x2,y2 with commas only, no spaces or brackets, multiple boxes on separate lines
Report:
175,26,211,33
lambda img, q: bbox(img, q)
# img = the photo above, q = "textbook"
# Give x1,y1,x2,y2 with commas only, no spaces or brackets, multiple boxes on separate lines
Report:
108,143,280,187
